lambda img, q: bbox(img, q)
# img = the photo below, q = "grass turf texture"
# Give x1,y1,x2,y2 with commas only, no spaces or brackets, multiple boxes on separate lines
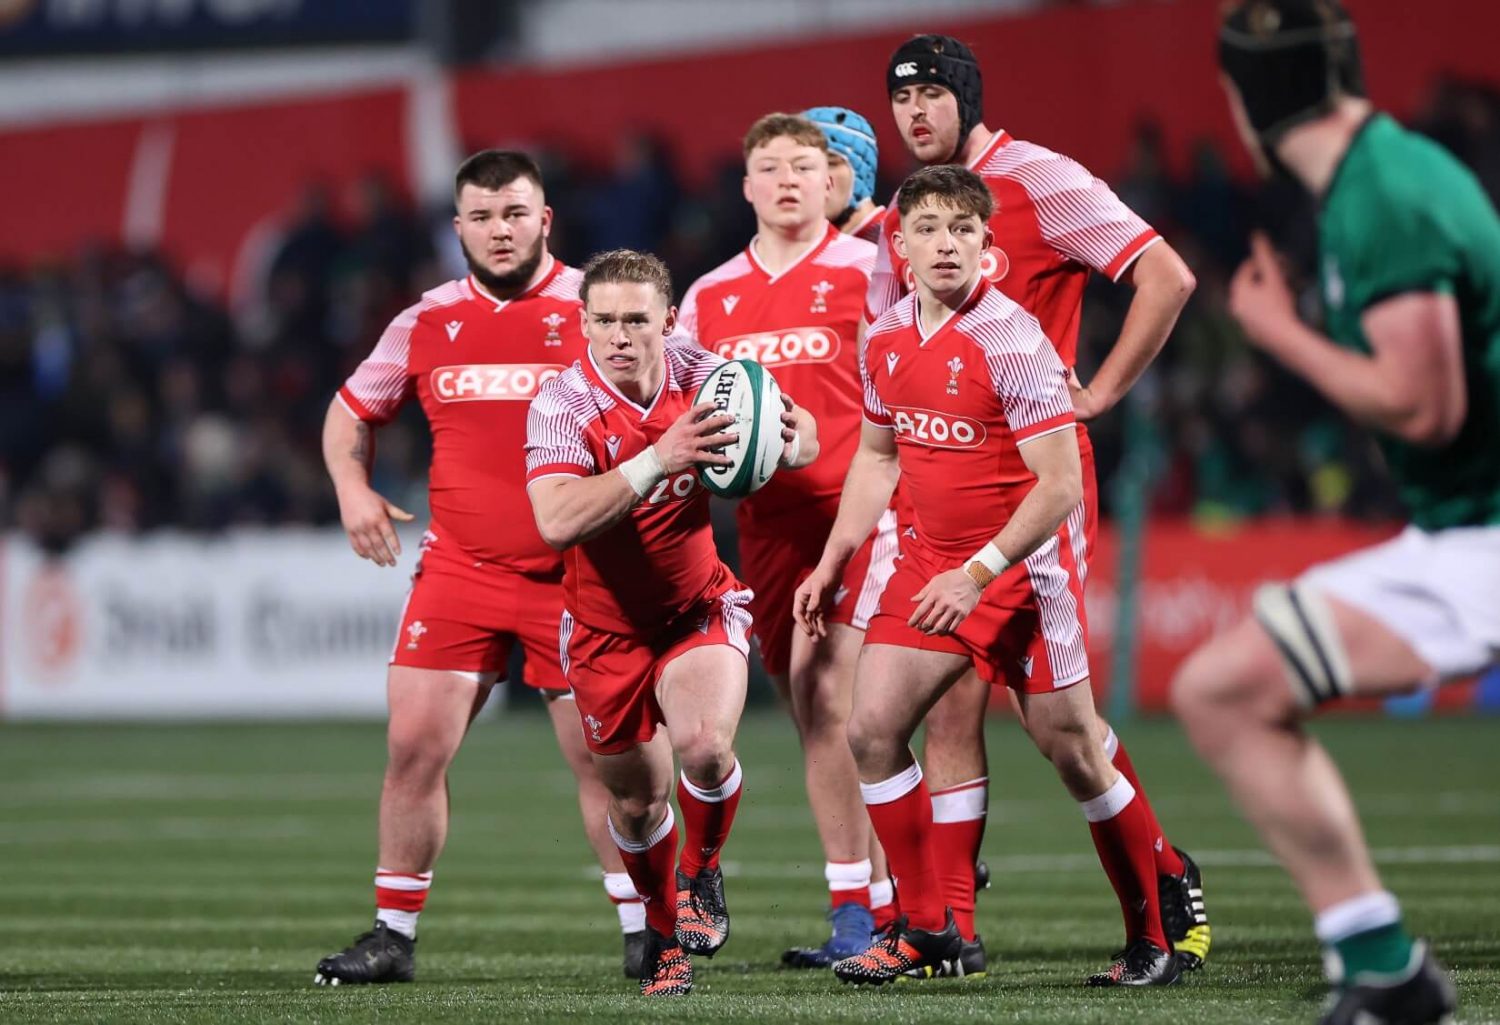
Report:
2,713,1497,1024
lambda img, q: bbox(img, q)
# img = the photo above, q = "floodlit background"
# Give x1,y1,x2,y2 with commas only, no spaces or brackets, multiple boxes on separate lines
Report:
2,4,1498,1024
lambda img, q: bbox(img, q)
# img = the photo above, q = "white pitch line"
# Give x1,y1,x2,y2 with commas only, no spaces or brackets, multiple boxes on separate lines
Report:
574,845,1500,880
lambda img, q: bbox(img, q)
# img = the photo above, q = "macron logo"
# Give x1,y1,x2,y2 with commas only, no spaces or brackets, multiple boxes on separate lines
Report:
444,321,463,341
606,434,622,458
722,294,740,315
886,352,900,374
894,61,918,77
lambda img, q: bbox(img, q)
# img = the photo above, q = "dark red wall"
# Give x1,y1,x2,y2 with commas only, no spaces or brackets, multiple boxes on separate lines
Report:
4,0,1496,290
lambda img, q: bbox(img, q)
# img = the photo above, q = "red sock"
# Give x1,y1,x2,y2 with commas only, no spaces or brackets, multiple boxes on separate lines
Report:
676,760,743,878
374,868,431,938
1082,775,1169,949
861,763,945,932
870,878,898,930
826,859,873,909
1105,728,1184,877
930,777,987,941
609,807,680,936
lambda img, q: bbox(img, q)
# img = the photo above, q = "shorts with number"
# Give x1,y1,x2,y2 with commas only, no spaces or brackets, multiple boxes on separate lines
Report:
391,530,567,692
739,507,900,676
863,502,1092,693
562,582,754,755
1300,524,1500,681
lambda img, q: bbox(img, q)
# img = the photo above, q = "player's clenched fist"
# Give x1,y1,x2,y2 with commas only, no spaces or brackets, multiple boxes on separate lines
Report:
336,483,414,567
908,567,982,636
653,400,738,474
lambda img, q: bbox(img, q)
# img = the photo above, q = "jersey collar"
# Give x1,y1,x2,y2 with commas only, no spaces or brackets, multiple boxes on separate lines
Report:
965,130,1010,171
916,275,987,346
582,345,672,419
745,222,838,284
465,252,559,312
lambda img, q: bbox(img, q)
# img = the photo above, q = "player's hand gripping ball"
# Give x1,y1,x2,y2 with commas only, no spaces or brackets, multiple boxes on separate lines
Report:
693,359,784,498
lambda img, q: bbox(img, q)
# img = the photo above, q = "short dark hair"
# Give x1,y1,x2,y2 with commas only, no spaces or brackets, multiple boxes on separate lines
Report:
454,149,543,204
580,249,674,306
742,112,829,159
896,164,994,222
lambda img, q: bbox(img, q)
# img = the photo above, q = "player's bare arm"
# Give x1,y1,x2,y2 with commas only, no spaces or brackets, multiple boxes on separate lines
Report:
794,422,899,638
527,402,736,550
1230,232,1466,447
1071,241,1197,420
321,398,414,567
909,425,1083,636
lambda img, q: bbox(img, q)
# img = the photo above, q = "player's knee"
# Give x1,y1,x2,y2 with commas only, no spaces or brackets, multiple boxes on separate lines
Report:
795,686,848,742
612,790,670,835
1169,645,1225,728
385,731,450,788
845,709,893,769
1035,721,1105,791
675,726,734,784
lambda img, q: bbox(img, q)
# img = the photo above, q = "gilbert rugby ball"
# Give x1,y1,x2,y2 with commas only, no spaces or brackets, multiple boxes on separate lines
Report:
693,358,784,498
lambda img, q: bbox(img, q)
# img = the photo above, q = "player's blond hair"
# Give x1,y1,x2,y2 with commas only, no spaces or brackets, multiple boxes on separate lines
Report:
742,113,830,160
896,165,994,222
580,249,675,306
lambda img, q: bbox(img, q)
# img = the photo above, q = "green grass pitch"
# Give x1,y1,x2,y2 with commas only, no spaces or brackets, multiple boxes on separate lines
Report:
2,711,1497,1024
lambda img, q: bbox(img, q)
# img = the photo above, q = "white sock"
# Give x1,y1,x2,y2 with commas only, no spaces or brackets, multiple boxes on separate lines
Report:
869,878,894,910
603,871,646,933
1314,891,1402,945
859,761,923,805
1079,774,1136,822
826,858,873,897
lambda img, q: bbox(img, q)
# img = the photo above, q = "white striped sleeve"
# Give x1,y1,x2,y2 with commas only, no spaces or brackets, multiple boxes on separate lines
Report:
525,382,595,481
338,303,419,422
1012,149,1160,281
858,331,892,428
982,330,1076,443
863,229,905,325
667,337,726,393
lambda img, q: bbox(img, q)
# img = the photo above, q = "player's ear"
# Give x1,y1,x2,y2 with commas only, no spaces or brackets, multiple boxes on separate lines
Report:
451,214,461,239
742,175,753,205
577,304,590,335
893,229,908,260
982,224,994,250
662,305,678,336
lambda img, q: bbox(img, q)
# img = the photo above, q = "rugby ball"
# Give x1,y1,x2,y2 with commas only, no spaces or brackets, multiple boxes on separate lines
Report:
693,358,785,498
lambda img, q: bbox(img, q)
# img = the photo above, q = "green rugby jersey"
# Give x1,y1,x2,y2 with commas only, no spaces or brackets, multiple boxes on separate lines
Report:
1318,113,1500,529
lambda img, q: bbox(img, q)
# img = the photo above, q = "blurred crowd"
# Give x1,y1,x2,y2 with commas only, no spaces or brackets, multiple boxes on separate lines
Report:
5,76,1500,549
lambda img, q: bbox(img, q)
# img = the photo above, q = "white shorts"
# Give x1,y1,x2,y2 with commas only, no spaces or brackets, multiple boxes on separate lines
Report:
1300,524,1500,681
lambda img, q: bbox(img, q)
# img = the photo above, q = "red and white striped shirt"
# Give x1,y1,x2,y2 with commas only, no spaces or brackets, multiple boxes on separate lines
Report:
679,223,874,527
338,258,585,573
524,340,736,634
865,131,1159,372
861,277,1075,563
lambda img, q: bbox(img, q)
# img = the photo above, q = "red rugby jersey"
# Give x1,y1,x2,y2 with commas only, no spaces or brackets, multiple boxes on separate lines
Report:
524,340,734,634
338,258,585,573
861,278,1076,563
679,223,874,527
864,131,1159,371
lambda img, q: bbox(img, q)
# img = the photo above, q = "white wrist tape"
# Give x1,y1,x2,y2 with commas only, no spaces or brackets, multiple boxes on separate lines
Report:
618,446,666,497
782,432,802,467
968,541,1011,577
